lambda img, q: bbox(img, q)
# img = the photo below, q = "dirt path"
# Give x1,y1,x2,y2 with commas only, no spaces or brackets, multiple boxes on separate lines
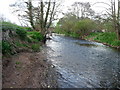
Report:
2,51,58,88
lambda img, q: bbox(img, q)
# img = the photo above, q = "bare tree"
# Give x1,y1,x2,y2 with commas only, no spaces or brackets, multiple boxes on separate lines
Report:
70,2,95,19
10,0,62,42
93,0,120,40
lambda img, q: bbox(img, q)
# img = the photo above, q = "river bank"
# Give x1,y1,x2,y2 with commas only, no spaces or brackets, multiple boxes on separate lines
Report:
2,48,58,88
84,32,120,50
54,32,120,50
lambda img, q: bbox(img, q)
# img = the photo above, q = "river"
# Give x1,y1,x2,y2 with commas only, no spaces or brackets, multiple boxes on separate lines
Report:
46,33,120,88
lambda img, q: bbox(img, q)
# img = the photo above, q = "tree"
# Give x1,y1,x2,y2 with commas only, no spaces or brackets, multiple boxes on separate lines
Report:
10,0,62,42
69,2,95,19
93,0,120,40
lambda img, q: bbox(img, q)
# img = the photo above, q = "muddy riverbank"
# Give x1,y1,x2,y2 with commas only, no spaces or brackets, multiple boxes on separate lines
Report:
2,49,58,88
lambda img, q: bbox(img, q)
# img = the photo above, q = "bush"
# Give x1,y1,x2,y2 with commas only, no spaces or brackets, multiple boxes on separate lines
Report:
31,44,41,52
87,32,120,46
2,41,12,55
55,16,96,38
16,26,27,40
2,22,18,31
23,27,33,31
15,41,29,47
2,21,27,40
27,31,44,42
74,19,95,35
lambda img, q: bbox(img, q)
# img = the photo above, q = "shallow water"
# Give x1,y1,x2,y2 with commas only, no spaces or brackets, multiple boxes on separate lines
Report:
46,33,120,88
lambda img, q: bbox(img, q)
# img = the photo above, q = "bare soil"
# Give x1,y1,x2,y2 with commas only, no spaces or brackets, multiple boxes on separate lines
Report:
2,50,58,88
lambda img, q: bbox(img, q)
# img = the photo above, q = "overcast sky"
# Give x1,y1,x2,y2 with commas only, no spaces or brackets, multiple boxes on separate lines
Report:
0,0,112,25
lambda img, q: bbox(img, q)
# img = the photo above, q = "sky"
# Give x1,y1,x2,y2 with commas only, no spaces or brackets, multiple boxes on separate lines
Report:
0,0,112,25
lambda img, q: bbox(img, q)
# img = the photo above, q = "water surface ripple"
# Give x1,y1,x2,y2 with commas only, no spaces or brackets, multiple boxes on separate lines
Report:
46,34,120,88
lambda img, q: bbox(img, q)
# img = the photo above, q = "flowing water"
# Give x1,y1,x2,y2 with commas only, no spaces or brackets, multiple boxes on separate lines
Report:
46,33,120,88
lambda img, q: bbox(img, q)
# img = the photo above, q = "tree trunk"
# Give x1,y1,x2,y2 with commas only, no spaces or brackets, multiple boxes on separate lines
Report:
117,0,120,40
28,0,35,30
47,2,55,29
116,23,120,40
44,0,51,28
40,1,44,35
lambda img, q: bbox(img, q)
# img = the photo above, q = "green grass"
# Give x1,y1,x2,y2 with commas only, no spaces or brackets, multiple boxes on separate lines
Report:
15,61,21,65
15,41,29,48
31,44,41,52
86,32,120,46
2,22,45,56
27,31,44,42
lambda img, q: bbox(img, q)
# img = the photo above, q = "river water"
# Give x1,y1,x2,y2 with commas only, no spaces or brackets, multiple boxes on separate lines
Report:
46,33,120,88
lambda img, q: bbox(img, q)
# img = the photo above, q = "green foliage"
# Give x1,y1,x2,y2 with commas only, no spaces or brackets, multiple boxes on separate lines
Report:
54,14,79,35
69,32,80,38
74,19,95,35
111,40,120,46
16,26,27,40
55,14,95,38
86,32,120,46
2,41,12,55
2,22,18,31
15,41,29,48
15,61,21,65
23,27,33,31
85,32,99,39
94,32,117,43
27,31,44,42
2,22,44,56
103,22,114,32
31,44,41,52
2,21,27,40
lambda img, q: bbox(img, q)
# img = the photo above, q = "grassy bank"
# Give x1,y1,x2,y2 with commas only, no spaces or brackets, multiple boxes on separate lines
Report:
85,32,120,47
54,27,120,48
2,21,44,56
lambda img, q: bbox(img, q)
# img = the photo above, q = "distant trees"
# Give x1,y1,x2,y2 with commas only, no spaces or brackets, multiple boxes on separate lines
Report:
55,0,120,40
68,2,95,19
93,0,120,40
55,2,96,38
55,13,95,38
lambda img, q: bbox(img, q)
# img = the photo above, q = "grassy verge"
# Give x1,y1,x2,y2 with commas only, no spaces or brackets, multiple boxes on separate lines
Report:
2,22,44,56
85,32,120,47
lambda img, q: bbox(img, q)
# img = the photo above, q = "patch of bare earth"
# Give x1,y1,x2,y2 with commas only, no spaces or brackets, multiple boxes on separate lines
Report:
2,51,58,88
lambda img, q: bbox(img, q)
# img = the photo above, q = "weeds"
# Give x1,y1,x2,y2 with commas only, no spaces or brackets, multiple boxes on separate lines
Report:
31,44,41,52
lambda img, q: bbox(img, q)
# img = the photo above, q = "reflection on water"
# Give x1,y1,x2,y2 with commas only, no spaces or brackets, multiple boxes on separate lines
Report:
46,34,120,88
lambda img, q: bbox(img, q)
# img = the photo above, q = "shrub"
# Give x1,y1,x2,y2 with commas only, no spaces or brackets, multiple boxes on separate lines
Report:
31,44,41,52
55,17,96,38
23,27,33,31
15,41,29,47
16,26,27,40
2,22,18,31
2,21,27,40
27,31,44,41
74,19,95,35
2,41,12,55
